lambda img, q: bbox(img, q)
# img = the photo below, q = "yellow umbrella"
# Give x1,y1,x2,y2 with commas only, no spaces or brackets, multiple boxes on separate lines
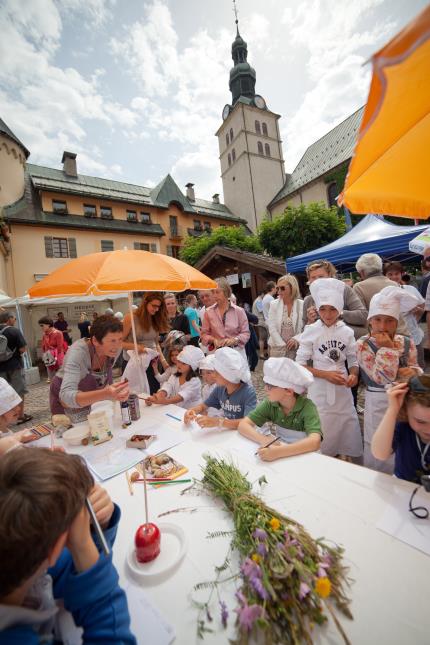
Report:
28,249,217,392
339,6,430,219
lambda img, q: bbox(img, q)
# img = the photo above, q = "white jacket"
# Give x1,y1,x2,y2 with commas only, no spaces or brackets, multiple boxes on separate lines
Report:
267,298,304,347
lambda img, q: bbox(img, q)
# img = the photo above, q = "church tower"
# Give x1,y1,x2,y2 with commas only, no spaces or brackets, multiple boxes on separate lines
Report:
216,13,285,231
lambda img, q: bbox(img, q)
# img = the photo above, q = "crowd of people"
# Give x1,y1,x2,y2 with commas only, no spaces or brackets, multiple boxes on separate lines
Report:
0,254,430,642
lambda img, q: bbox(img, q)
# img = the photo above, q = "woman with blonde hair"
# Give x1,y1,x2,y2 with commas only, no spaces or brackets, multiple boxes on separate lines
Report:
268,274,303,359
122,292,169,393
201,277,250,360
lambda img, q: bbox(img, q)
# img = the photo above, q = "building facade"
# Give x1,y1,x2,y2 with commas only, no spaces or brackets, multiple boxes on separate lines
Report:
217,28,285,231
0,127,247,297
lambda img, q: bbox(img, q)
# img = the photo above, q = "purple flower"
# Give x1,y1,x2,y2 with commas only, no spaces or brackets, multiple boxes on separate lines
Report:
253,528,268,541
318,566,327,577
299,582,311,600
237,603,263,631
251,576,270,600
241,558,261,579
235,590,246,606
257,542,268,557
219,601,229,628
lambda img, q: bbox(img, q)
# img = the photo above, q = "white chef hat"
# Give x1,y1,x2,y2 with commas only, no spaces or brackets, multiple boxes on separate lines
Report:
0,377,22,416
310,278,345,314
368,286,421,321
199,354,216,371
177,345,205,371
263,357,314,394
213,347,251,384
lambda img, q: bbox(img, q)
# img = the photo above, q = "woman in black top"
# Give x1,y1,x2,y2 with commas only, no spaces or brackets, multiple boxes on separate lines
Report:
163,293,190,339
78,312,91,338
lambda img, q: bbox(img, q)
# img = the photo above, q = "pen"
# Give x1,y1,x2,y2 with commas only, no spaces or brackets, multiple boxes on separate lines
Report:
255,436,279,455
134,478,192,485
166,413,182,422
85,498,110,556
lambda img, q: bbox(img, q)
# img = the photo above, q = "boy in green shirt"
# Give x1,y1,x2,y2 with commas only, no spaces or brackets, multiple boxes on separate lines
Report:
238,357,322,461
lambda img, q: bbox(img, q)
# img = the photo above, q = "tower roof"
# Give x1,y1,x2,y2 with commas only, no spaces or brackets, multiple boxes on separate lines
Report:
0,118,30,158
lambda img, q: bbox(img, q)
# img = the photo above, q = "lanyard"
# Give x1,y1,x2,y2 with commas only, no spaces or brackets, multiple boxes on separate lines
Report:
415,433,430,470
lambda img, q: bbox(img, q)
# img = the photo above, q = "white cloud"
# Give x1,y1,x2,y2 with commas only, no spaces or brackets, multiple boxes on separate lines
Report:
111,2,272,197
0,0,139,174
281,0,397,170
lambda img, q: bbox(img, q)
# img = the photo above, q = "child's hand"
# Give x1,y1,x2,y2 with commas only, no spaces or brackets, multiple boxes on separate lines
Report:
286,338,299,350
306,306,318,324
345,374,358,387
67,505,99,572
196,415,219,428
88,484,114,530
372,332,396,349
324,371,346,385
386,382,408,414
184,409,196,424
258,442,282,461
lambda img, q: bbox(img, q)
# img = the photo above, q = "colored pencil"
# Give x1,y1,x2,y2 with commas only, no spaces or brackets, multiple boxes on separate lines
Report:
166,412,182,422
255,436,279,455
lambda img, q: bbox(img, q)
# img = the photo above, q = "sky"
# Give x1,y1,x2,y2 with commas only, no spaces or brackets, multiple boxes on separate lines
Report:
0,0,427,203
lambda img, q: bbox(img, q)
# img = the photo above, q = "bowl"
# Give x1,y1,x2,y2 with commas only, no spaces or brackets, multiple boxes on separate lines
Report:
63,426,90,446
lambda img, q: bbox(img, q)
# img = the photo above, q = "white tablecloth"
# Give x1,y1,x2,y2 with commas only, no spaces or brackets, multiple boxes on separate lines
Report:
46,402,430,644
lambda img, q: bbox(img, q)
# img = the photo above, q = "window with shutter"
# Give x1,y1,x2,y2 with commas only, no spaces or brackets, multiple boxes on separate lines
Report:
44,236,53,258
101,240,114,252
150,244,157,252
68,238,77,258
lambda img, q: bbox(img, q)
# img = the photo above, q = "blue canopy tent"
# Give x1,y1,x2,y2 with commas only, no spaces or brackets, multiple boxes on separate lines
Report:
286,215,427,273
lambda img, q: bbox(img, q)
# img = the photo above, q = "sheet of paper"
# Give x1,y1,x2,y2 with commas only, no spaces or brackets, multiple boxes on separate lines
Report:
124,581,175,645
82,424,185,481
376,486,430,556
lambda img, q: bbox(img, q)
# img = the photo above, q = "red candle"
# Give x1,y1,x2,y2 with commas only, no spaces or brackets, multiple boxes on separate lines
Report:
135,523,161,563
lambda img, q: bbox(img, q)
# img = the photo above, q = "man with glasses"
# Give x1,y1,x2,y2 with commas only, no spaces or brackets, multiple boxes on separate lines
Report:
0,311,32,425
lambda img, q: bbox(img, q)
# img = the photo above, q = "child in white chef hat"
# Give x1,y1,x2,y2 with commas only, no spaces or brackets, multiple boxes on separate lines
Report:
238,357,322,461
0,377,23,434
357,285,422,473
198,354,222,418
296,278,363,459
184,347,257,429
146,344,204,409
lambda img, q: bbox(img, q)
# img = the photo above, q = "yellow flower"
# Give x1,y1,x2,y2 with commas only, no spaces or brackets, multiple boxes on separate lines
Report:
252,553,261,563
315,577,331,598
269,517,281,531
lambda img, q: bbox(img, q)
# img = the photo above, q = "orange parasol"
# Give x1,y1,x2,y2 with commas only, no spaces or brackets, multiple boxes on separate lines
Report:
28,249,217,393
339,6,430,219
28,249,216,298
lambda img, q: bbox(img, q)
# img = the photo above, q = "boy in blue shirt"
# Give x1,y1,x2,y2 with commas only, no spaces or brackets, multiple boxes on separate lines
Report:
372,376,430,482
239,357,322,461
0,448,135,644
184,347,257,429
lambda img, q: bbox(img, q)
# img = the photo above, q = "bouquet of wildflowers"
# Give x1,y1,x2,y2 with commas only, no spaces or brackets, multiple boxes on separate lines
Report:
196,456,353,644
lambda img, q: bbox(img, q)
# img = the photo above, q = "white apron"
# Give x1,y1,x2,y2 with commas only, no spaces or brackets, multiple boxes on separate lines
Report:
308,357,363,458
363,388,394,474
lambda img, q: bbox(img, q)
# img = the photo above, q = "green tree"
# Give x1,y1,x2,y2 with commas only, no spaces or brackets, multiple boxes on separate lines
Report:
258,202,346,258
179,225,261,266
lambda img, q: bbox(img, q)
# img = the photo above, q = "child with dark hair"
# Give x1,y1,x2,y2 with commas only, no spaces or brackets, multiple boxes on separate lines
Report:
0,448,135,644
372,375,430,483
146,345,203,409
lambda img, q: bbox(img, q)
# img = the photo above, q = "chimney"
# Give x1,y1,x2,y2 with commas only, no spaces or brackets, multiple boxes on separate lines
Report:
61,151,77,177
212,193,220,204
185,182,195,201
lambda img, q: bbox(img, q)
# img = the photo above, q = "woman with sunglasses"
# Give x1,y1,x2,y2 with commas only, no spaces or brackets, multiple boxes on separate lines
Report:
267,274,303,359
122,292,169,394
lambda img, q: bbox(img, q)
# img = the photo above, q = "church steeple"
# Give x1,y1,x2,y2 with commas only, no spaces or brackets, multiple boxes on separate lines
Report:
229,2,256,105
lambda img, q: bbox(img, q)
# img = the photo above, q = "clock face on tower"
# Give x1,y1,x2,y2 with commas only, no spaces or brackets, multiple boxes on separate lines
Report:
222,104,231,120
254,95,266,109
